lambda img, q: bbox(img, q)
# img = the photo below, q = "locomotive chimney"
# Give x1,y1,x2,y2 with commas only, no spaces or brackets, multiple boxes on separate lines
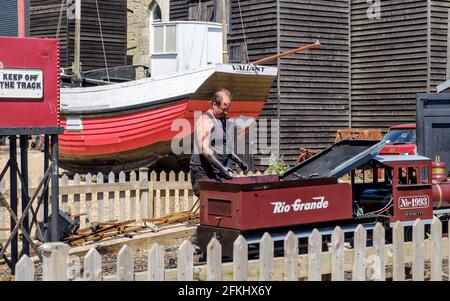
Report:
432,155,447,183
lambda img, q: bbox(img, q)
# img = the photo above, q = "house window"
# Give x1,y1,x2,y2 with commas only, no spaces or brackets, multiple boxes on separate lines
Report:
152,4,162,23
153,24,177,54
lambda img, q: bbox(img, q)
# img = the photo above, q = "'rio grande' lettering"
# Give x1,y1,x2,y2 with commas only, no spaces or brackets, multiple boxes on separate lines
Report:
271,197,328,214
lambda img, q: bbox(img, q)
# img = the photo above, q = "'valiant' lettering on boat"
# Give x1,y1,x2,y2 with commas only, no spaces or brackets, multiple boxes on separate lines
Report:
232,64,265,73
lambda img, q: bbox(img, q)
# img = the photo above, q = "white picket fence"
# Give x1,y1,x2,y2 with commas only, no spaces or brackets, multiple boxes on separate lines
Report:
14,218,450,281
1,168,198,221
0,169,265,240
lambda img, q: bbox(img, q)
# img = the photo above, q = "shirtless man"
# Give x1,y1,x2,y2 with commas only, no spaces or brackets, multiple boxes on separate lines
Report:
189,89,249,197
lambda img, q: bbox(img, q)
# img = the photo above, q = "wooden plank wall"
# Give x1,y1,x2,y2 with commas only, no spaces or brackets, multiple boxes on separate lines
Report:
350,0,429,128
0,0,30,37
228,0,279,168
430,0,450,91
30,0,68,67
168,0,450,167
30,0,127,71
277,0,350,163
170,0,189,21
187,0,216,21
66,0,127,71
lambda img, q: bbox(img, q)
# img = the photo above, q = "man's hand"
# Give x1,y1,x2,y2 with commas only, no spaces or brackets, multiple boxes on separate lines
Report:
230,153,249,173
239,162,249,173
216,164,233,180
222,167,234,180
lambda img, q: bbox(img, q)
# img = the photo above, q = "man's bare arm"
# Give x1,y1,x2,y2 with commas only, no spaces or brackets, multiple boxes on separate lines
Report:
196,115,232,178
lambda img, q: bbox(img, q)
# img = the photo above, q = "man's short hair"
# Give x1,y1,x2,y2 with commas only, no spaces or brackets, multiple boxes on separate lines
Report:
210,88,232,106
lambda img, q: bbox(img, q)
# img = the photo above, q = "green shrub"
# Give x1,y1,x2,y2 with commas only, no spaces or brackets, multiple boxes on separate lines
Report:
266,154,290,175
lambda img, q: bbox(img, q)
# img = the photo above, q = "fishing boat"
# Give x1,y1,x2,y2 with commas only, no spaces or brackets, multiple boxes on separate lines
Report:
59,20,278,173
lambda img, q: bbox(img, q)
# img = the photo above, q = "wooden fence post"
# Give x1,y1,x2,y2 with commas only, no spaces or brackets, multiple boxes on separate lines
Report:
179,171,187,211
393,221,405,281
412,219,424,281
331,226,344,281
96,172,104,222
61,174,69,213
119,172,126,222
175,172,181,212
150,171,157,218
73,174,81,225
130,171,137,221
117,245,134,281
169,171,176,214
108,172,115,221
40,243,70,281
371,223,385,281
431,217,442,281
160,171,167,217
233,235,248,281
284,231,299,281
308,229,322,281
139,168,149,220
15,255,35,281
207,237,222,281
187,172,193,210
148,244,165,281
177,240,193,281
260,233,274,281
352,225,366,281
85,173,93,224
84,248,102,281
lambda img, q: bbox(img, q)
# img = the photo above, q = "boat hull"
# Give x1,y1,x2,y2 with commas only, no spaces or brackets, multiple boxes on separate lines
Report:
59,99,265,173
59,64,277,173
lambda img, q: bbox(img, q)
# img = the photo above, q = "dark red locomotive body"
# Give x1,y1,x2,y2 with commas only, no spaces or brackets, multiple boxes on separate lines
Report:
200,176,353,231
197,140,446,256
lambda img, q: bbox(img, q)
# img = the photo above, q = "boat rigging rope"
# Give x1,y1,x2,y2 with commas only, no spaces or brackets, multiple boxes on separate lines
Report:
55,0,65,38
196,0,202,20
237,0,250,63
95,0,110,83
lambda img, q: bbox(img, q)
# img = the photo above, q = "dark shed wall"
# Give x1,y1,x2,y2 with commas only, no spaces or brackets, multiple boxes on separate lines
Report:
350,0,429,128
229,0,279,117
278,0,350,163
30,0,127,71
0,0,30,37
430,0,450,91
30,0,68,66
228,0,279,168
170,0,189,20
168,0,450,167
67,0,127,71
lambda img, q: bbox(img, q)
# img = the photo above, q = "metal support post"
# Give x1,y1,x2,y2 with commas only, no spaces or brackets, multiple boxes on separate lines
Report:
50,135,59,242
8,136,18,273
43,135,49,223
20,135,29,256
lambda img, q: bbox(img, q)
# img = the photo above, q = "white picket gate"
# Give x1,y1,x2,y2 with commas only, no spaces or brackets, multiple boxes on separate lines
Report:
14,218,450,281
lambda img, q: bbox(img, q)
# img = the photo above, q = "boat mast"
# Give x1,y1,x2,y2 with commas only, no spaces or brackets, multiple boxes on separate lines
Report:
17,0,25,38
73,0,81,79
251,40,321,65
216,0,229,63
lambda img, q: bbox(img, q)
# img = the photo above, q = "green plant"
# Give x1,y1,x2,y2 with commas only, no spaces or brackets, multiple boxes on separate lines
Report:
266,153,290,175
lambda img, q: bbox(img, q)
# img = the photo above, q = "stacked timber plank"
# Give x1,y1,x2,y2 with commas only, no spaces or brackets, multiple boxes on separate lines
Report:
65,211,199,247
65,220,146,246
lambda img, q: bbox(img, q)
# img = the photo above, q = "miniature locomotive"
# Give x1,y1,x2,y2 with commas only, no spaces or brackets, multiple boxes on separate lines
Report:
197,140,450,256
